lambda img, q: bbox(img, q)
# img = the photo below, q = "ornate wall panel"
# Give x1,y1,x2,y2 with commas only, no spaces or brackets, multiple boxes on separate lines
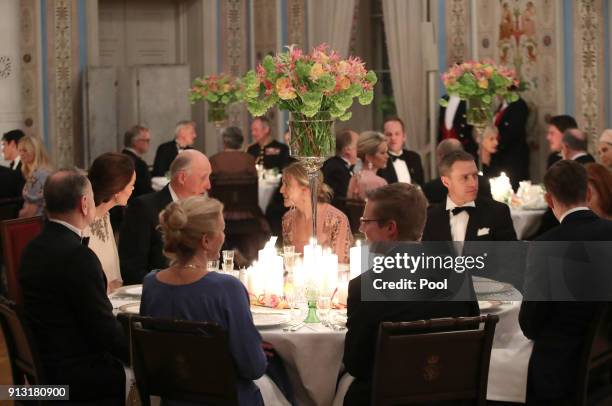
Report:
573,0,605,145
445,0,471,66
253,0,277,62
20,0,41,137
0,0,23,149
286,0,307,49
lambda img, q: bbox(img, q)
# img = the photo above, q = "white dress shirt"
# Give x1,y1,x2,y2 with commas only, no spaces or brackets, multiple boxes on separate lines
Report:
389,151,412,184
10,155,20,170
445,196,476,242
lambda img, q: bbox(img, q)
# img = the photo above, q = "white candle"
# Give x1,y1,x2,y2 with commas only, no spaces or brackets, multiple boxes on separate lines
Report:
350,240,362,280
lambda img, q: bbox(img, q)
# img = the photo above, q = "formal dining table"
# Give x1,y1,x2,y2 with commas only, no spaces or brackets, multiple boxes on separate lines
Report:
509,207,546,240
110,281,532,406
151,175,280,212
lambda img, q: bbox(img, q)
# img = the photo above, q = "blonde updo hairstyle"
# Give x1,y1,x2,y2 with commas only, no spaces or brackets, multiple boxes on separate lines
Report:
159,196,224,264
282,161,333,203
357,131,386,163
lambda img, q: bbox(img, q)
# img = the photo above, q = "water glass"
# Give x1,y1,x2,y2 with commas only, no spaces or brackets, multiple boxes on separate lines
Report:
222,250,234,273
317,296,332,325
283,246,296,272
207,260,219,272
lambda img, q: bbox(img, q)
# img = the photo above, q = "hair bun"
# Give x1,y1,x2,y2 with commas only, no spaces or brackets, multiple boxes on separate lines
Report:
162,202,188,231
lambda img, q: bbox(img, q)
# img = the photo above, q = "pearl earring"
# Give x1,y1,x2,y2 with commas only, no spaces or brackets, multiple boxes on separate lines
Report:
368,161,373,170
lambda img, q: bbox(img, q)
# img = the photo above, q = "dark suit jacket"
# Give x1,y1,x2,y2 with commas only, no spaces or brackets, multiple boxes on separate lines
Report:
19,221,128,400
119,186,172,284
574,153,596,164
422,196,517,242
438,95,479,159
0,164,25,199
547,152,562,169
247,140,290,171
152,141,193,177
519,210,612,401
343,270,479,405
210,150,257,178
492,98,530,189
422,176,492,205
322,156,352,211
377,149,424,186
122,149,152,199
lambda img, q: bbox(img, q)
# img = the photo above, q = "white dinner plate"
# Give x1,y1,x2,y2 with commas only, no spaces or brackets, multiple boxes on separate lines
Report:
252,313,292,328
478,300,502,312
473,278,512,295
118,302,140,314
115,285,143,296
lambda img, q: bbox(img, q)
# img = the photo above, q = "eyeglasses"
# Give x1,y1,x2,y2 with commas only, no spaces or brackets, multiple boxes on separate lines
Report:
359,217,387,224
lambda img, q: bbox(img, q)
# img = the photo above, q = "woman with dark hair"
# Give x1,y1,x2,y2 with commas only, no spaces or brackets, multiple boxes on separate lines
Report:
281,161,352,263
585,163,612,220
87,152,135,292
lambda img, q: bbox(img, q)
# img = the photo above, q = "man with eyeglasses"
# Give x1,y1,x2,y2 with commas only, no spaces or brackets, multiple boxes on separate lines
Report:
0,129,26,198
342,183,478,406
122,125,153,200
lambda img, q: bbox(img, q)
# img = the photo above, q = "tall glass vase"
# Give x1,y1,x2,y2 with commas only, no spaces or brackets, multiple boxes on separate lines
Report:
288,111,335,241
208,103,228,152
466,97,492,171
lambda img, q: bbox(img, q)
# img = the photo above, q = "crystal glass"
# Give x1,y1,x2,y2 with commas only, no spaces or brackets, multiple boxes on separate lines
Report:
207,260,219,272
317,296,332,325
283,246,296,272
222,250,234,273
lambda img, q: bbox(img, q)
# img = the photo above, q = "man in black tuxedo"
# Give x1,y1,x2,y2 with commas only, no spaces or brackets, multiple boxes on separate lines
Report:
119,149,212,284
152,120,197,177
422,150,517,242
493,95,530,189
560,128,596,164
0,129,26,198
519,160,612,404
247,116,290,171
343,183,479,405
438,94,479,159
376,117,424,186
545,115,577,169
322,129,358,212
422,139,492,205
19,170,128,402
122,125,153,199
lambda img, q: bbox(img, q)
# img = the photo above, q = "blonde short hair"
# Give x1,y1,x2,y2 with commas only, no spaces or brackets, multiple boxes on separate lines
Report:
159,196,224,264
357,131,386,162
282,161,332,203
18,135,51,179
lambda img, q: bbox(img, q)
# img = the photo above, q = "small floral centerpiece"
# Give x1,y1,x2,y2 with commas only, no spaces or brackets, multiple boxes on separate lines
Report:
440,61,520,127
189,73,242,124
241,44,377,169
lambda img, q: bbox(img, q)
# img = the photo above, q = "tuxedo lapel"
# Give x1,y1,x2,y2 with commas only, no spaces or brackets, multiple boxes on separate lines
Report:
434,206,452,241
465,204,481,240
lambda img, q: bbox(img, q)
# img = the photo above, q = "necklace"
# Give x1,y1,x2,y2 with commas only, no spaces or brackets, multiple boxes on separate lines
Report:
180,264,207,271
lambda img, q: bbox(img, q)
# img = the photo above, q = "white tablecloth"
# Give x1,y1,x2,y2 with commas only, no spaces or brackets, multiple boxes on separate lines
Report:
151,176,280,212
510,207,546,239
110,291,531,406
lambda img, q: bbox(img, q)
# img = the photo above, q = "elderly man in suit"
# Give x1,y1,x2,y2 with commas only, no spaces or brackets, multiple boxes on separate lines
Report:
152,120,197,177
0,129,26,198
210,126,257,178
322,129,358,212
247,116,290,171
377,116,424,186
560,128,596,164
342,183,479,405
20,169,128,402
422,150,516,242
119,149,211,284
520,160,612,404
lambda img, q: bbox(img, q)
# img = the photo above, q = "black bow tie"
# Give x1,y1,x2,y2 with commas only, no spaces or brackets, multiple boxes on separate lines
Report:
451,206,474,215
389,154,401,162
348,164,355,172
9,161,14,170
81,237,90,247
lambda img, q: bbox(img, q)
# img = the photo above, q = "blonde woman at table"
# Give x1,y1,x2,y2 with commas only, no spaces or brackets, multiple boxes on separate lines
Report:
87,153,136,293
347,131,388,201
140,196,291,406
17,135,52,218
281,162,353,263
